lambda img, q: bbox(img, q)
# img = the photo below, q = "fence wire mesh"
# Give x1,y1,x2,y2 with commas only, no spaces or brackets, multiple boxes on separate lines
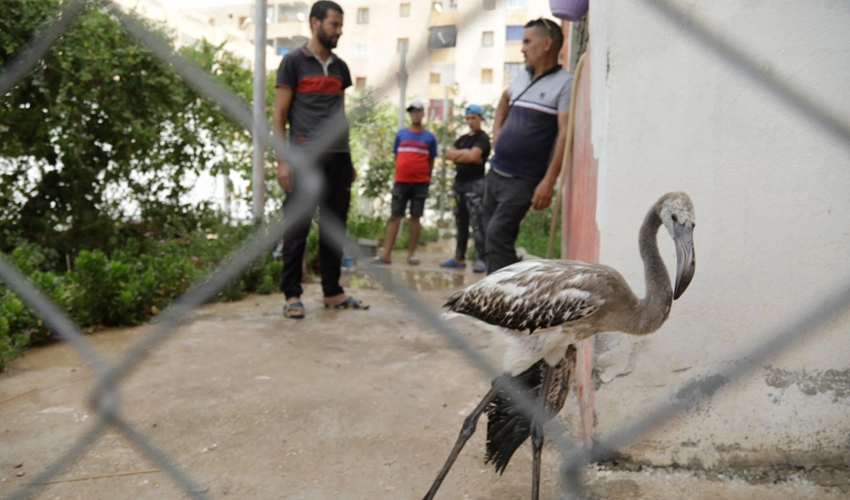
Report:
1,0,848,498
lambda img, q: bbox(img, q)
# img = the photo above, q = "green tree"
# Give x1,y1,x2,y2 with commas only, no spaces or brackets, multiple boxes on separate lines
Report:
348,88,398,217
0,0,254,259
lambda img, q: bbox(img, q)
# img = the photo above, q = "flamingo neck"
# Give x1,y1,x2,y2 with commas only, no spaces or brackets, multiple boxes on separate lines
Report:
634,202,673,333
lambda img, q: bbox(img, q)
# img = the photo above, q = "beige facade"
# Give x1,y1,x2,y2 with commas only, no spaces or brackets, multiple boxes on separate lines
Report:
337,0,555,117
116,1,563,115
113,0,278,69
194,1,557,117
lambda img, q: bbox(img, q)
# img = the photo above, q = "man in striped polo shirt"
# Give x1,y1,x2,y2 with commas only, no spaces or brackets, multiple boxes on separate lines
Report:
484,18,573,274
274,1,368,318
375,100,438,265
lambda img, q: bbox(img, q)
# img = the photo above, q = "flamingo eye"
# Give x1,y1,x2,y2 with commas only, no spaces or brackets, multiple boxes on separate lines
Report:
672,214,679,223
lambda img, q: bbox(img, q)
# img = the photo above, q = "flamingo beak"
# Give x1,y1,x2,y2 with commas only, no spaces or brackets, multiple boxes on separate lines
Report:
673,222,695,300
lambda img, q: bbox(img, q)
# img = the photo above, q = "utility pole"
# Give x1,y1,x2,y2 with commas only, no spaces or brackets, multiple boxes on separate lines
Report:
440,85,450,221
398,43,408,129
252,0,267,225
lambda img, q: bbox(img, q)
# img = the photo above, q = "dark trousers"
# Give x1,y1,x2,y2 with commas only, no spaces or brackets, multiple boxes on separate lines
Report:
451,178,485,261
482,169,537,274
280,152,352,300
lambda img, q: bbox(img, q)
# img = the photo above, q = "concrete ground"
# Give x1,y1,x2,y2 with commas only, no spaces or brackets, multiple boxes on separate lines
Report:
0,247,845,499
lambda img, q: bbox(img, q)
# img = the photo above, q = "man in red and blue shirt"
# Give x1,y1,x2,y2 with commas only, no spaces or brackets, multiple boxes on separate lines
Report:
376,100,437,265
274,1,368,319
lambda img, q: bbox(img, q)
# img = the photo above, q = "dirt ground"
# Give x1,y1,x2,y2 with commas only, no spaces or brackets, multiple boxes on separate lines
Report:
0,249,845,500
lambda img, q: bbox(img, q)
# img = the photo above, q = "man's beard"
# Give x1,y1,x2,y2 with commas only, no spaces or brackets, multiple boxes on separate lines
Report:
318,29,337,50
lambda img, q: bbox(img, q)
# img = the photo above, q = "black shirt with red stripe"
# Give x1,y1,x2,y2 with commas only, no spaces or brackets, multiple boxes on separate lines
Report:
276,45,352,152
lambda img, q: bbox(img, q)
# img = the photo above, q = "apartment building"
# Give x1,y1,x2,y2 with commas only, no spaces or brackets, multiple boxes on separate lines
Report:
112,0,278,70
336,0,555,119
193,0,557,118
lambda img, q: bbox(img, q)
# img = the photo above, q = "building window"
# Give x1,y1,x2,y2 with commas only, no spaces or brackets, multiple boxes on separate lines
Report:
482,31,494,47
357,8,369,24
397,38,409,54
504,62,524,86
355,77,367,90
483,0,496,10
356,42,369,58
429,99,453,121
432,1,442,12
276,38,288,56
431,63,455,86
276,36,309,56
481,68,493,84
400,2,411,17
429,25,457,49
446,0,458,10
507,0,528,8
506,25,524,42
278,5,307,23
266,6,275,24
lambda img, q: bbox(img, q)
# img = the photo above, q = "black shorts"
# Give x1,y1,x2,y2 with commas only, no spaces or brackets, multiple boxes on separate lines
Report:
391,182,429,218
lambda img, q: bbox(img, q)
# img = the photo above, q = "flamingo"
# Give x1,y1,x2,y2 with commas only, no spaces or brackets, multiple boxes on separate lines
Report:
423,191,697,500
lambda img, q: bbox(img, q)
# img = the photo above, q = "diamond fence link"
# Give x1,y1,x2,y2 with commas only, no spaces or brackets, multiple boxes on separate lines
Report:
2,0,849,499
0,0,88,97
637,0,850,148
3,0,584,498
556,0,850,487
103,2,587,498
561,278,850,493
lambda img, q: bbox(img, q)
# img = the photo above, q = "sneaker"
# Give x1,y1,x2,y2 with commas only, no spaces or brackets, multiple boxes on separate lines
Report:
440,258,466,268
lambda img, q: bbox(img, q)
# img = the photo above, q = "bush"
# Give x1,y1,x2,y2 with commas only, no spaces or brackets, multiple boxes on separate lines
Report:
516,208,561,259
0,204,450,370
0,295,36,370
0,220,288,370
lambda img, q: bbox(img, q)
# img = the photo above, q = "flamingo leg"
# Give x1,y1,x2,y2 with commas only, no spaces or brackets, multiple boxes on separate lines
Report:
531,363,554,500
422,384,501,500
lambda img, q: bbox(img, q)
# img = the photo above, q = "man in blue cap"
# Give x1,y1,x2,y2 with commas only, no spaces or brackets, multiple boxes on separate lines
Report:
441,104,491,273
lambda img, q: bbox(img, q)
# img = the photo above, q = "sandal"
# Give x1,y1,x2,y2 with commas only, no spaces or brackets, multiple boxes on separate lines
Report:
472,260,486,273
407,256,420,265
324,296,370,310
283,301,305,319
372,256,392,265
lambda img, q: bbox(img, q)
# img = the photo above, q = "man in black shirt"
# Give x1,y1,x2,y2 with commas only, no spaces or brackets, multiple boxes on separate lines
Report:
274,1,368,319
441,105,491,273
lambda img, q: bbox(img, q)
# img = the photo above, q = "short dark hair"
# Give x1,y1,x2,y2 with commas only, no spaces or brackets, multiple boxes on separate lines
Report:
525,18,564,54
310,1,344,24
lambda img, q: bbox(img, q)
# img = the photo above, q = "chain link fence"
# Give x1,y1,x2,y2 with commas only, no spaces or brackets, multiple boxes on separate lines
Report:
1,0,849,498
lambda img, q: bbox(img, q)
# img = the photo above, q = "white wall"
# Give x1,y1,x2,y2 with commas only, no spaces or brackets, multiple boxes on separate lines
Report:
590,0,850,468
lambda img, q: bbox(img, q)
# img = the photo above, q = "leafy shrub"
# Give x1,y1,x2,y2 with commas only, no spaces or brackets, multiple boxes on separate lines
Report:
347,212,385,241
516,207,561,259
0,222,278,370
0,294,35,371
0,202,452,371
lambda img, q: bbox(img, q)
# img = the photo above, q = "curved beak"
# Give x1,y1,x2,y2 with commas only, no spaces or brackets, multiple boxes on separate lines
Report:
673,222,695,300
